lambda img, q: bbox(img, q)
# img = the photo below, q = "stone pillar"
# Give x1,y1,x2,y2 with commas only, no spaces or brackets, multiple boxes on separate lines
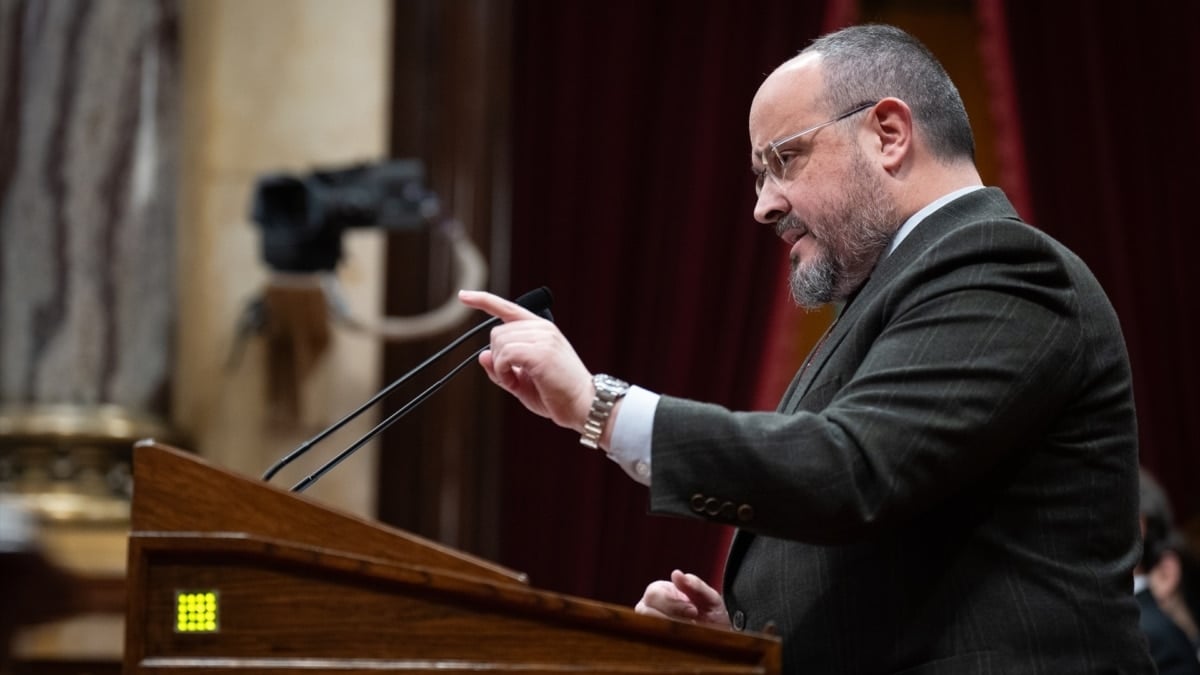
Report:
174,0,391,515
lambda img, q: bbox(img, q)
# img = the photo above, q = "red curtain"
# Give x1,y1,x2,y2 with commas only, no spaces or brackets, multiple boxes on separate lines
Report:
502,1,831,604
978,0,1200,523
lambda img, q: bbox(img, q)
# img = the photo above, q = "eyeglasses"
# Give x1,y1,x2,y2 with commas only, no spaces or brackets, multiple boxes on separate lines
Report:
753,101,878,195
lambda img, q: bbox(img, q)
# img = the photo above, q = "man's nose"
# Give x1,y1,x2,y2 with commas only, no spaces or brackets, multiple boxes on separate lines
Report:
753,180,788,226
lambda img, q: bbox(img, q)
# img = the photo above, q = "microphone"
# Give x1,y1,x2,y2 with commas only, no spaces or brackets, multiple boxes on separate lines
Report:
261,286,553,488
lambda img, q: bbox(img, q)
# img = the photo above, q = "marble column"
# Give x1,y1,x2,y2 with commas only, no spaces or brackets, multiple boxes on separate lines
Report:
0,0,179,410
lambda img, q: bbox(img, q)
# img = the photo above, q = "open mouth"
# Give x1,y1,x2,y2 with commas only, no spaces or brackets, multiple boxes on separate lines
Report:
775,215,809,245
782,224,809,246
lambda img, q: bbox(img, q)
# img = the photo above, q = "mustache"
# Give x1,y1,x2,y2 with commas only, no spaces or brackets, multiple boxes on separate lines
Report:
775,214,805,239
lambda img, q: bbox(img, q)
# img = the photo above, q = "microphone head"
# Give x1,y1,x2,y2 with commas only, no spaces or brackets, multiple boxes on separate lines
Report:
514,286,554,322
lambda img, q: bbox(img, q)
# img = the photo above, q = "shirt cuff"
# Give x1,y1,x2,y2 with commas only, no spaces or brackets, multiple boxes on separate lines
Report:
606,385,658,486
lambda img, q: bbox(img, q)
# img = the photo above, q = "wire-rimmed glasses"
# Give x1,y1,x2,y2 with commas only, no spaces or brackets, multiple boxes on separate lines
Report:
753,101,878,195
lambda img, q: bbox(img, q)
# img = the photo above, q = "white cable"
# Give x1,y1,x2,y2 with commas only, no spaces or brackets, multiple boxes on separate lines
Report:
327,218,488,342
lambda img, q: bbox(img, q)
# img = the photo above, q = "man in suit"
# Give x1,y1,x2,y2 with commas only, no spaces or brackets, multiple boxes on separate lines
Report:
460,23,1153,673
1138,469,1200,674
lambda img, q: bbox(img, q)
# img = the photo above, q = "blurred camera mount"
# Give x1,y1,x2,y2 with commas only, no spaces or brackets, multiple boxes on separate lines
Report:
252,159,439,273
243,159,487,351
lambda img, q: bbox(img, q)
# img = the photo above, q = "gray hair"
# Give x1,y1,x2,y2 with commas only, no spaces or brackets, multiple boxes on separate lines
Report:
802,24,976,163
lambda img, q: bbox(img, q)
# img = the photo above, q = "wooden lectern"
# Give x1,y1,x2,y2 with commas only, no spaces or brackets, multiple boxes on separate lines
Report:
123,441,781,674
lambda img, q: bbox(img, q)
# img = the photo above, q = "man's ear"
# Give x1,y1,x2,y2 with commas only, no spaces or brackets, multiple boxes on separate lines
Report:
868,97,913,175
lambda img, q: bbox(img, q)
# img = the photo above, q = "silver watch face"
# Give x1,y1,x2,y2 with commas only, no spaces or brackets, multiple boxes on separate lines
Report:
594,374,630,399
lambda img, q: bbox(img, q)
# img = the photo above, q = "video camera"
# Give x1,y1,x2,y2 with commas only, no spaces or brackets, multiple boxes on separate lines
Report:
250,159,439,273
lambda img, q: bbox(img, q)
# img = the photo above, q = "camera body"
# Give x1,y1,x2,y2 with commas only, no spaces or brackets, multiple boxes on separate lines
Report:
251,159,437,272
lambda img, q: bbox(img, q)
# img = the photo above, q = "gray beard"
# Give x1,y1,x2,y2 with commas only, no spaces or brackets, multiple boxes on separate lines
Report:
788,252,839,309
786,157,897,309
788,221,893,308
788,222,894,309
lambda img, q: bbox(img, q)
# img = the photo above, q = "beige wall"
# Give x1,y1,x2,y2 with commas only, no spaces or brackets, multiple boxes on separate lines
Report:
175,0,392,517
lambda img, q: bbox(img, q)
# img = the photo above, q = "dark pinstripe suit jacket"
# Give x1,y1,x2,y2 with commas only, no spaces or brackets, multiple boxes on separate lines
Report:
649,189,1154,674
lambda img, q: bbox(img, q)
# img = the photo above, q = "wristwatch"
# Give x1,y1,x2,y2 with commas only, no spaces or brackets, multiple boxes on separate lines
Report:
580,374,630,449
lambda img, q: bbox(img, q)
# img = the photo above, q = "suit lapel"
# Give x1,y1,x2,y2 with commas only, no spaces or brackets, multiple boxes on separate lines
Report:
723,529,753,595
779,299,855,413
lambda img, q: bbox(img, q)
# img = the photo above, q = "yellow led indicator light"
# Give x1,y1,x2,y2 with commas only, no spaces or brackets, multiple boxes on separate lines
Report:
174,590,219,633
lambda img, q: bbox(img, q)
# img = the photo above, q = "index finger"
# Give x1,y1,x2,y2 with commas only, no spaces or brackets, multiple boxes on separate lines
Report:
458,289,541,323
